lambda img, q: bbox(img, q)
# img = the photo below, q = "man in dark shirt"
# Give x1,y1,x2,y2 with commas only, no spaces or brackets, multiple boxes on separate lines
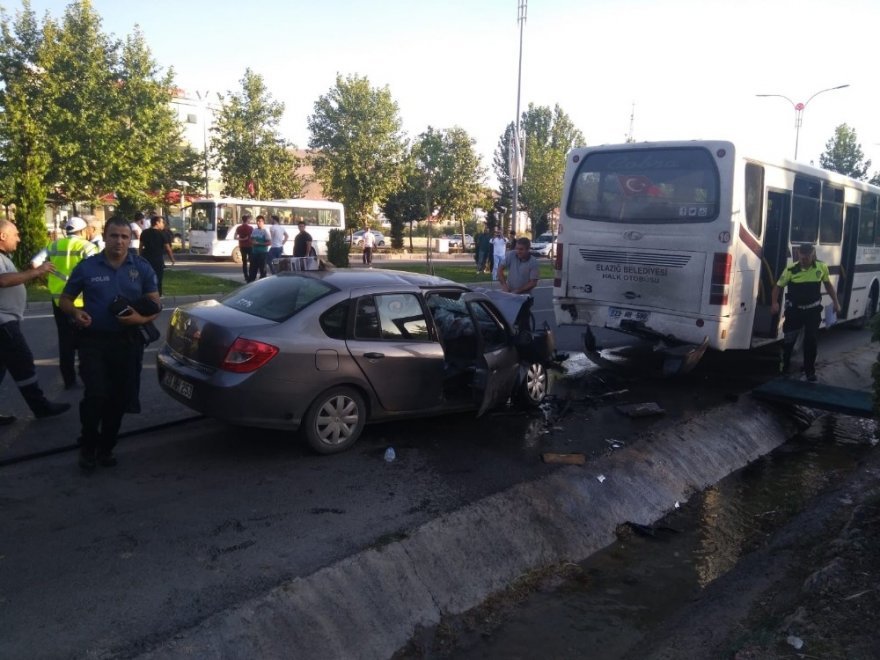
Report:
292,221,313,261
139,215,174,295
233,214,254,281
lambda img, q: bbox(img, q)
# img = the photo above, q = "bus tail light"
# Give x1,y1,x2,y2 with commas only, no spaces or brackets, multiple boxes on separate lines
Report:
709,252,732,306
554,244,563,288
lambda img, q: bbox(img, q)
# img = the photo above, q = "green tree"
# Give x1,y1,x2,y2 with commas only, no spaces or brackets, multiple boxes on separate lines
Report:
211,68,301,199
37,0,123,207
492,123,516,226
519,104,585,236
383,152,426,250
307,74,405,227
111,27,182,214
0,1,52,266
412,126,485,241
819,124,871,180
870,172,880,187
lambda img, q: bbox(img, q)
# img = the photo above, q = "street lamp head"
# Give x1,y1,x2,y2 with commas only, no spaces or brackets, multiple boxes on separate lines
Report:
174,180,190,187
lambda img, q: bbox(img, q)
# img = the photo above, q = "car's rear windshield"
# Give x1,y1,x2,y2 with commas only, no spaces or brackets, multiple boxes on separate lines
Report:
220,275,336,322
567,147,720,223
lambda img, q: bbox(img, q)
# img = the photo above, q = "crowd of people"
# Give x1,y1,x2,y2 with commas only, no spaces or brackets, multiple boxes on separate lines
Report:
0,213,171,472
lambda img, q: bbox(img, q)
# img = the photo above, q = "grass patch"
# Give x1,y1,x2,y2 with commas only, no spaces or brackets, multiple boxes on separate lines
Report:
162,269,240,297
26,268,240,302
378,260,554,284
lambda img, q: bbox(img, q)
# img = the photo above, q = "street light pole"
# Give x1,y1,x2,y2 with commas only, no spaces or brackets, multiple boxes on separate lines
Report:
756,84,849,160
510,0,527,234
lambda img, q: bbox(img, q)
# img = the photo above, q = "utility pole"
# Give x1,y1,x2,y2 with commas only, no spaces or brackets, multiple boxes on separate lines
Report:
626,102,636,143
511,0,527,234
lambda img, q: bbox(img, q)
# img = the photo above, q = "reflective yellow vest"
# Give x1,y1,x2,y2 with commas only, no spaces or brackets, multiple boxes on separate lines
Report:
46,236,97,306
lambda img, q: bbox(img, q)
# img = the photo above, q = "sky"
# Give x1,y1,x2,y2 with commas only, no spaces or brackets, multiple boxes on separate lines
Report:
10,0,880,183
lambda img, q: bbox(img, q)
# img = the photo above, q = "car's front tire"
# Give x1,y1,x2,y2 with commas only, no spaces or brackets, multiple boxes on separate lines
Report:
515,362,547,408
231,247,242,265
303,386,367,454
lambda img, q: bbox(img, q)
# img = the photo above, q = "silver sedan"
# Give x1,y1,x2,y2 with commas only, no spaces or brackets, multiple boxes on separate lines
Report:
157,269,553,454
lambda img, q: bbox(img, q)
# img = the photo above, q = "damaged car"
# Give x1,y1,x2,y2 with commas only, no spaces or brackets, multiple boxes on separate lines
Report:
157,269,554,454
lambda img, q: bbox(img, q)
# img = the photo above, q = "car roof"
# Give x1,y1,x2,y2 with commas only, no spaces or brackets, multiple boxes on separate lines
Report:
277,268,460,290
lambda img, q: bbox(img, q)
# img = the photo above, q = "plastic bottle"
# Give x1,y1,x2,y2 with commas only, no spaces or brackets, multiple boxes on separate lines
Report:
383,447,396,463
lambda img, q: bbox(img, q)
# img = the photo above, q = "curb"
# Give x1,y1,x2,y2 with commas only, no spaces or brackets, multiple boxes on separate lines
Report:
136,364,861,659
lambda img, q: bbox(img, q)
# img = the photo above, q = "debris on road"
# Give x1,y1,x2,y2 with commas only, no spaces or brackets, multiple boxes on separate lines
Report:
541,452,586,465
616,402,666,418
383,447,396,463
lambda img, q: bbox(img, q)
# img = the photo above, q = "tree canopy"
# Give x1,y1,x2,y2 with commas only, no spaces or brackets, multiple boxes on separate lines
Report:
382,153,425,250
307,74,405,228
211,68,301,199
494,103,584,236
819,124,871,181
0,0,188,263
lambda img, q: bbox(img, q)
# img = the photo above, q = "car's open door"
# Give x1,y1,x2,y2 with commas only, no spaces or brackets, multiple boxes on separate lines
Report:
462,294,520,416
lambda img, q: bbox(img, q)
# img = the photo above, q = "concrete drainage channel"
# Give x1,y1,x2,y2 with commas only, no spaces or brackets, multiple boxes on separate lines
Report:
138,346,872,660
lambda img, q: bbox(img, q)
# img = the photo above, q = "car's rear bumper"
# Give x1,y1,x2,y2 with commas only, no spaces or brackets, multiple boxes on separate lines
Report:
156,350,304,430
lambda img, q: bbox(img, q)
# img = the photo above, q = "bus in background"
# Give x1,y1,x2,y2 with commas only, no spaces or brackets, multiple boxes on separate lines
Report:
188,198,345,263
553,140,880,373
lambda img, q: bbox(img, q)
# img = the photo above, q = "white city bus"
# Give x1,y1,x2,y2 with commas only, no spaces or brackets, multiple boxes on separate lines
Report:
553,140,880,371
188,198,345,263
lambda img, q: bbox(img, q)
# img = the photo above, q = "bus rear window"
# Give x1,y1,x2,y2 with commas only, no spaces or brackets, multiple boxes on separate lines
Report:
567,148,720,223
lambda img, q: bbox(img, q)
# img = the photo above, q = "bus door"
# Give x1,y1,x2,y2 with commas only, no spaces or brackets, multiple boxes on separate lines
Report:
838,205,860,318
753,189,791,337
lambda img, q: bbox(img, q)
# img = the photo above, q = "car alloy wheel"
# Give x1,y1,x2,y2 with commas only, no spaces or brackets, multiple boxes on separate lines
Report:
303,386,366,454
231,246,242,265
517,362,547,407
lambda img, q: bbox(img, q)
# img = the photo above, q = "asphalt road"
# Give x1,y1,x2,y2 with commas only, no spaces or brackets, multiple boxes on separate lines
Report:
1,262,872,658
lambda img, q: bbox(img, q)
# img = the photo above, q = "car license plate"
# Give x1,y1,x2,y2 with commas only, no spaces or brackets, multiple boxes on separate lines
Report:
163,372,193,399
608,307,650,326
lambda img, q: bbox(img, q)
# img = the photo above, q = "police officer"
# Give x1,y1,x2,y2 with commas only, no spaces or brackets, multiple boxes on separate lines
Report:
771,243,841,382
59,216,160,471
31,217,98,388
0,219,71,423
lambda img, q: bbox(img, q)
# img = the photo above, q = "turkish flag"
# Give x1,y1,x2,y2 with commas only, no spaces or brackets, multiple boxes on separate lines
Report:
618,175,655,196
247,180,255,196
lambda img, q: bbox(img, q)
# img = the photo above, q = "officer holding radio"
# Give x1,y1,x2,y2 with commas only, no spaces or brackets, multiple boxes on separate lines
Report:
59,216,160,472
771,242,841,382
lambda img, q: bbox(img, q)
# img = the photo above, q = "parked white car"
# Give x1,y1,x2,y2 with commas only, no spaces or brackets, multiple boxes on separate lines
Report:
448,233,474,249
347,230,386,247
530,233,557,258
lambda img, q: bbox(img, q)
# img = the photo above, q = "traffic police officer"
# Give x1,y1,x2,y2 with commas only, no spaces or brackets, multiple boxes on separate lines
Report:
31,217,98,388
771,243,841,382
60,216,160,471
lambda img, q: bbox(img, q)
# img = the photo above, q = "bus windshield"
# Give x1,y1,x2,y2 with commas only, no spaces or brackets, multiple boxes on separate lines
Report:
567,147,720,223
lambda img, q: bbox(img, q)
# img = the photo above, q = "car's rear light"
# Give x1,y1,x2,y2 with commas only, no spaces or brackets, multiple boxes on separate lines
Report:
221,337,279,373
553,243,563,287
709,252,732,306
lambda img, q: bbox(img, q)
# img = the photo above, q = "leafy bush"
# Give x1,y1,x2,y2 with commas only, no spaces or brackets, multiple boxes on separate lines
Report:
327,229,349,268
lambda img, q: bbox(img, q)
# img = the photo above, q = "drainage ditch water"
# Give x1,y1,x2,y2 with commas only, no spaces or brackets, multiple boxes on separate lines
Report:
402,413,878,659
